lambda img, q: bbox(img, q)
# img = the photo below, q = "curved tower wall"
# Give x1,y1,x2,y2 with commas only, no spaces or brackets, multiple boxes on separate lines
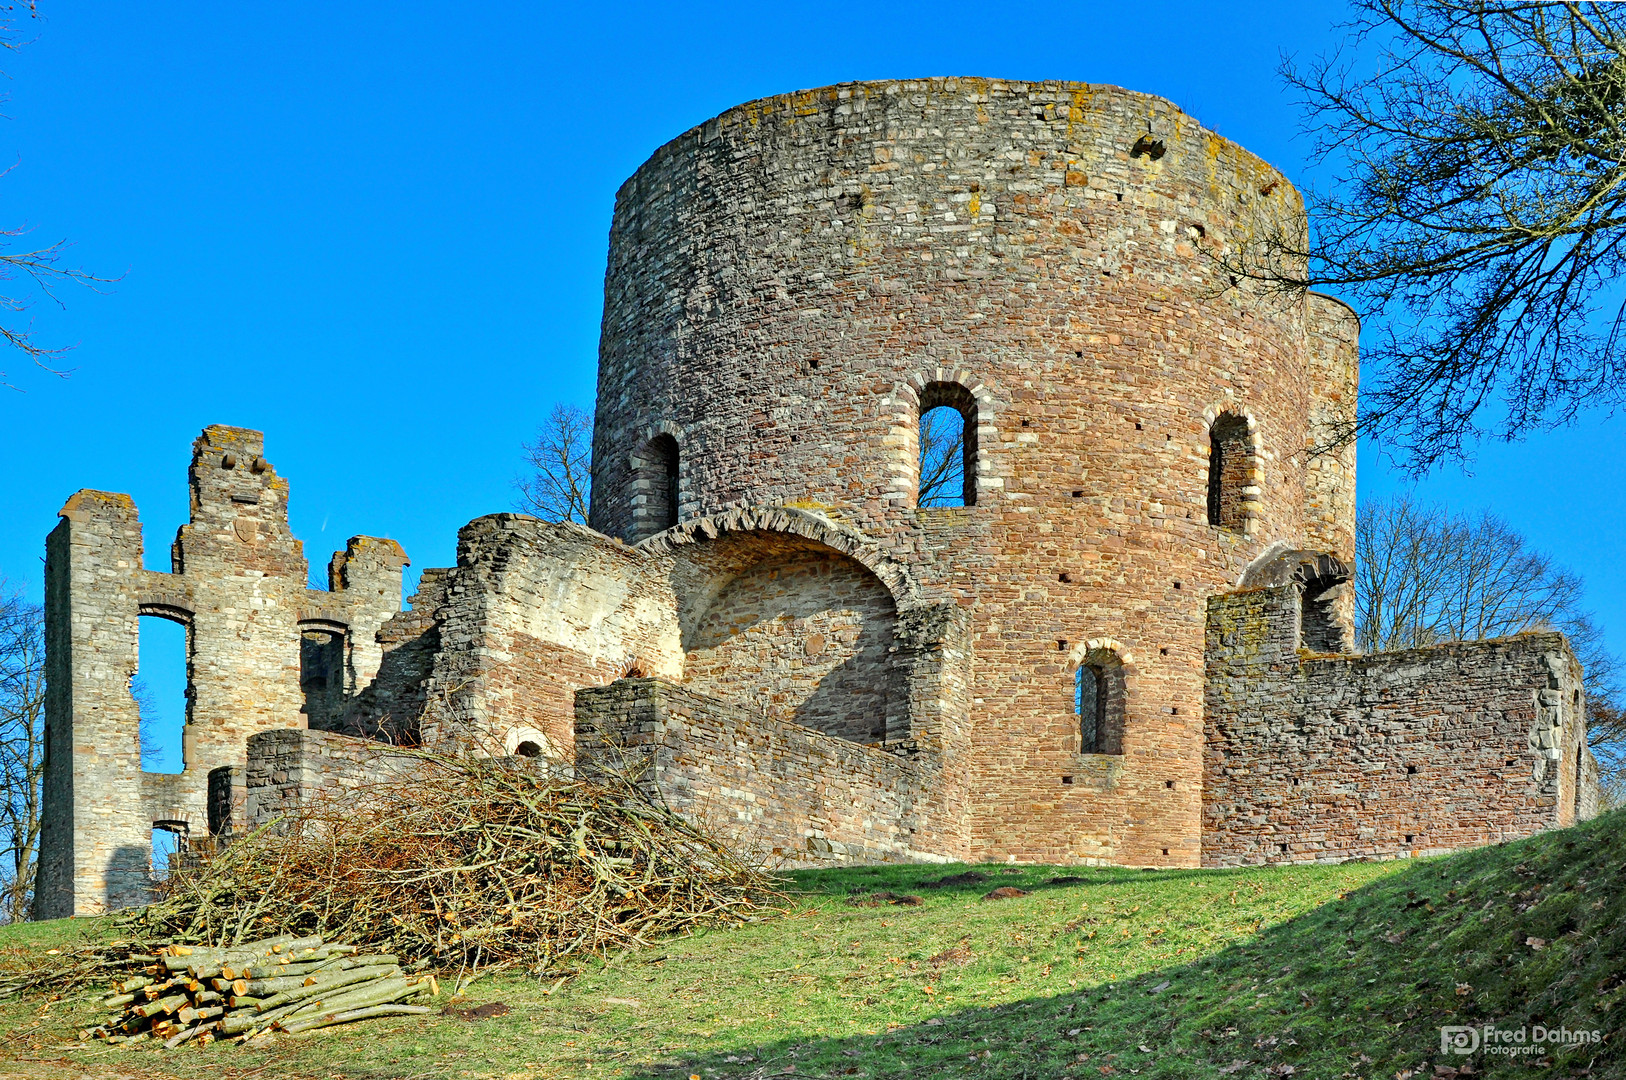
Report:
591,78,1355,865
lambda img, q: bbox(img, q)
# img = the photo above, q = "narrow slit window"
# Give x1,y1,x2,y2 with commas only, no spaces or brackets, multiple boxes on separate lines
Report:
1206,413,1251,531
632,433,681,539
1074,648,1126,755
1076,664,1105,753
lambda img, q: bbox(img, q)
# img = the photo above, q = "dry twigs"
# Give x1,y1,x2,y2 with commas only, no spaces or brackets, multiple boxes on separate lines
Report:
119,755,778,981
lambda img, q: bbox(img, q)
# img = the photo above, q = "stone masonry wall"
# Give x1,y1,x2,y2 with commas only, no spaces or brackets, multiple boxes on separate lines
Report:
588,78,1362,866
575,678,953,864
415,515,682,759
1203,584,1599,866
682,547,899,742
241,728,421,831
38,426,408,917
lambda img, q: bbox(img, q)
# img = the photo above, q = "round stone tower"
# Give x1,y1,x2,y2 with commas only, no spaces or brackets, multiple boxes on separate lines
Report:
590,78,1357,866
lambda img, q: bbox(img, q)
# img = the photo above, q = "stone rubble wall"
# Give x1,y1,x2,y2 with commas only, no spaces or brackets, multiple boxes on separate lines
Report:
335,567,453,744
37,426,409,917
240,728,422,832
575,678,954,864
1203,584,1600,866
413,515,682,758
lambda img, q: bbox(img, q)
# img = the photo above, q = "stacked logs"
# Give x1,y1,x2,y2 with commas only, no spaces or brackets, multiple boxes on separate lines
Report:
82,934,437,1047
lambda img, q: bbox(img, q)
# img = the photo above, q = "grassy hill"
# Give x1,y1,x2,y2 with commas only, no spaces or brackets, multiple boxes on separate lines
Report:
1,809,1622,1079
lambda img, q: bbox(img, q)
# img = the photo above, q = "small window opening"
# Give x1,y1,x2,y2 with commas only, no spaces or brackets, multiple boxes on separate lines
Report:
1206,413,1251,531
300,629,346,731
135,615,188,774
152,821,187,879
631,433,681,539
1405,834,1414,844
1279,843,1289,853
1300,580,1347,653
917,381,977,507
1061,775,1074,785
1164,780,1175,789
1407,764,1418,774
654,435,679,529
1074,650,1126,755
514,740,542,758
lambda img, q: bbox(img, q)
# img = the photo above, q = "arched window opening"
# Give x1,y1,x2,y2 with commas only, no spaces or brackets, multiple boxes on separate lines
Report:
151,820,187,879
918,382,977,507
300,629,346,730
1074,649,1126,755
135,615,188,775
1207,413,1252,531
1299,580,1348,653
631,433,681,539
513,740,541,758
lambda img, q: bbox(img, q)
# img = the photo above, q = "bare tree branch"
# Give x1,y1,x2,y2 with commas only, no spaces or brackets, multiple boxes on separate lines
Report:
0,578,44,922
515,403,592,526
917,407,965,507
0,3,115,393
1245,2,1626,467
1355,495,1623,780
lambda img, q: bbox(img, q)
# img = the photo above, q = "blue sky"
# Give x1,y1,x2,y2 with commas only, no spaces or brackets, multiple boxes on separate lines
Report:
1,2,1623,769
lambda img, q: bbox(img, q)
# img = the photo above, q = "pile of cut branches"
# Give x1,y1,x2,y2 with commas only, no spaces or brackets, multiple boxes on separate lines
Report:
115,756,778,981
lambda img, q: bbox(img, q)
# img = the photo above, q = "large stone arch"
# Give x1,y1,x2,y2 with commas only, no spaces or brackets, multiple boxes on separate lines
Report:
642,507,917,743
639,505,921,607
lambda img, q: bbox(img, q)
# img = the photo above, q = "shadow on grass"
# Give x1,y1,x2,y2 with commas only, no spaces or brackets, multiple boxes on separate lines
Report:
639,811,1626,1079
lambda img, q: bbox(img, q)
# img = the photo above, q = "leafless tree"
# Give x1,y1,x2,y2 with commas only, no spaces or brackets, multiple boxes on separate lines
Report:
917,407,966,507
131,676,167,772
0,580,44,922
515,403,593,526
0,3,113,392
1355,495,1623,777
1250,2,1626,467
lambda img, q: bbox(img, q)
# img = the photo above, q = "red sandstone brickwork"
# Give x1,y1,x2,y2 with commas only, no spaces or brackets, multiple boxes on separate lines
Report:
1203,585,1597,866
414,515,682,757
586,79,1362,866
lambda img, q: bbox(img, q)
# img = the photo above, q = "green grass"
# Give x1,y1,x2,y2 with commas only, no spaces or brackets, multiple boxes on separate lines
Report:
2,811,1624,1079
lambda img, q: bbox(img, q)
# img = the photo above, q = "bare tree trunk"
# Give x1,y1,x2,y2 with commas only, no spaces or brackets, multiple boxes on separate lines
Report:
0,581,45,923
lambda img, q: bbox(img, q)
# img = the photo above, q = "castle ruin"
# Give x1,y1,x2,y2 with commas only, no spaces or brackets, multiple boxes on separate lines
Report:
38,79,1600,917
